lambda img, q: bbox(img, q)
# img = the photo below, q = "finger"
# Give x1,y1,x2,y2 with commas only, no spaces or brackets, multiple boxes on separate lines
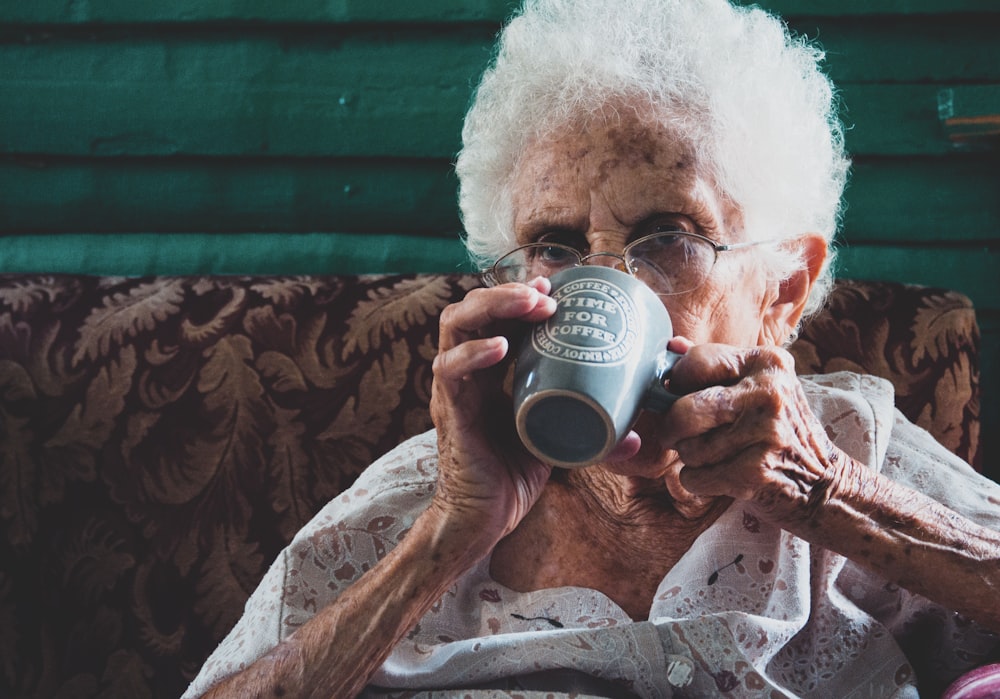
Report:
669,377,791,459
678,433,795,498
677,451,763,499
666,336,694,354
678,440,829,510
668,344,794,396
433,336,509,383
659,384,746,448
678,461,730,497
604,430,642,462
439,284,556,351
525,275,552,295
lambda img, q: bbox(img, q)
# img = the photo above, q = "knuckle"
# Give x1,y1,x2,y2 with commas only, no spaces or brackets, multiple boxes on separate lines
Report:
755,384,784,414
432,349,446,374
464,286,490,303
753,345,796,372
432,346,465,380
761,418,786,446
439,301,462,328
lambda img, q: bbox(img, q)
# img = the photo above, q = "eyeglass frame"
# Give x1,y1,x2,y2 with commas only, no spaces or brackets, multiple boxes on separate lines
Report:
481,230,777,296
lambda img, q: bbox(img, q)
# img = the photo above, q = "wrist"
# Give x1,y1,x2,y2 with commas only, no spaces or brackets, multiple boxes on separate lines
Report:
766,446,870,534
418,499,506,573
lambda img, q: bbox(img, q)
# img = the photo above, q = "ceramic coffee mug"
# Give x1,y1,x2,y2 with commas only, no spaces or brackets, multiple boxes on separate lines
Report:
513,265,682,467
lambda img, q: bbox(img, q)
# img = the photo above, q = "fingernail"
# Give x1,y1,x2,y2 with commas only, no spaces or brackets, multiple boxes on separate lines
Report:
531,276,552,293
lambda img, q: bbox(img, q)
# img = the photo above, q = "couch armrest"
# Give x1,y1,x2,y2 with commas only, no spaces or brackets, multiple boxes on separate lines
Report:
789,278,981,469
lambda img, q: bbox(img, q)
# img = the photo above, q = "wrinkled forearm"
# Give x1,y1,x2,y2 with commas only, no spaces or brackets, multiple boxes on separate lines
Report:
201,505,495,699
788,455,1000,632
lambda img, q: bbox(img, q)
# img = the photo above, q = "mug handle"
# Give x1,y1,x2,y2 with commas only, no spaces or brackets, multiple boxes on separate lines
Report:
644,349,684,412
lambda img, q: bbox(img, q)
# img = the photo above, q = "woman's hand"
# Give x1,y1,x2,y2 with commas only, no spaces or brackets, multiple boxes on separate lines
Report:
657,342,851,525
202,281,561,699
658,342,1000,631
429,278,557,547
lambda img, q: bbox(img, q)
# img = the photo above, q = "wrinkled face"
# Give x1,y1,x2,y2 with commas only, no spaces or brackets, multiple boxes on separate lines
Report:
509,111,785,347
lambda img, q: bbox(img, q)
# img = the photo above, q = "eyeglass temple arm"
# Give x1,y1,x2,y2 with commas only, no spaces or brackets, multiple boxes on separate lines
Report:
479,269,501,286
715,238,780,252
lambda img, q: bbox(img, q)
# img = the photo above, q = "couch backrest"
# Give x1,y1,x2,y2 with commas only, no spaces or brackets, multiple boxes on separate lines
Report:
0,273,980,699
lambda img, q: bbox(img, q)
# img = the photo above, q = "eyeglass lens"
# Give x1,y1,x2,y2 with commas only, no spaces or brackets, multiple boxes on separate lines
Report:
626,233,717,295
492,233,718,295
492,244,580,284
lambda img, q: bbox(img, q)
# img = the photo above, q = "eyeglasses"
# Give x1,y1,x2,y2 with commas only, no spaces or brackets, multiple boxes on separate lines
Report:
482,231,774,296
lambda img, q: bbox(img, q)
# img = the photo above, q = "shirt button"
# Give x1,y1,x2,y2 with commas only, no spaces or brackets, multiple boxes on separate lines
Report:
665,655,695,688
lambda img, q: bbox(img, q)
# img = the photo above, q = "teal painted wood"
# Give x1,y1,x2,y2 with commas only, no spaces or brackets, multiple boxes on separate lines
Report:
784,16,1000,83
839,85,1000,155
0,232,474,276
0,30,494,159
844,157,1000,243
749,0,1000,15
7,4,997,88
4,39,995,158
0,157,462,234
4,0,998,23
0,0,521,24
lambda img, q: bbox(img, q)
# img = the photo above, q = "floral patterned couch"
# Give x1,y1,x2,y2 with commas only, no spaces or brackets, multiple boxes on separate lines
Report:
0,273,984,699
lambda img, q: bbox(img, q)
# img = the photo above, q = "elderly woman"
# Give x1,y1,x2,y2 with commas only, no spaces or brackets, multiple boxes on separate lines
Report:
185,0,1000,696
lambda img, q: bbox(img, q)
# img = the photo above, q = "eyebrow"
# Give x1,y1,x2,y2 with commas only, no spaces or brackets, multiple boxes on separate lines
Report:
514,208,587,242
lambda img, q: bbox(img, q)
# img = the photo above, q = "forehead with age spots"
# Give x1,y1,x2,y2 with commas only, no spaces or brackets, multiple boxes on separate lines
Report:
598,120,691,175
511,109,742,241
524,114,695,179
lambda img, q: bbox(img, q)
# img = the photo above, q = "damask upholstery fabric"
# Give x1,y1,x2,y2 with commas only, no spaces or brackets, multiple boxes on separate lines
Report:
789,279,980,469
0,273,982,698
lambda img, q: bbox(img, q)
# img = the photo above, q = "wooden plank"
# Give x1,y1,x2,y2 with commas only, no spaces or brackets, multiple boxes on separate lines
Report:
840,85,1000,155
4,0,997,23
0,0,520,24
834,244,1000,311
0,232,474,276
0,31,492,158
784,16,1000,83
748,0,1000,15
6,14,999,85
0,157,461,234
3,34,994,158
843,157,1000,243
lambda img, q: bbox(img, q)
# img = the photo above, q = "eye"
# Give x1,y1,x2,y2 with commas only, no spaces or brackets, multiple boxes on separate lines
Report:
646,231,687,247
628,216,695,244
534,244,578,265
628,229,714,273
632,233,698,263
653,223,686,235
536,230,588,252
637,215,694,238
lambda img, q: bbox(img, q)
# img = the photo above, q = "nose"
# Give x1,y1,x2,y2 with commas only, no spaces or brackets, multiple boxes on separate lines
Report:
579,250,628,272
581,230,631,271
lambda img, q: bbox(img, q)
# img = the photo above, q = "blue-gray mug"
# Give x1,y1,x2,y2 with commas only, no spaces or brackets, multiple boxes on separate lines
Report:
513,265,682,468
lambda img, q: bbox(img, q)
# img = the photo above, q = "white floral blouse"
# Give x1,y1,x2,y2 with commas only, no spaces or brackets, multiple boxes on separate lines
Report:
184,372,1000,698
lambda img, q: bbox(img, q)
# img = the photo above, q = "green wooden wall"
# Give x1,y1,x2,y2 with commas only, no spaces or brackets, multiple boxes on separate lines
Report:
1,0,998,476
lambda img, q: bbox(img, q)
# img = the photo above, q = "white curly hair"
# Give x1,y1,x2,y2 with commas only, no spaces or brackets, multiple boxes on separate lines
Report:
456,0,850,319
